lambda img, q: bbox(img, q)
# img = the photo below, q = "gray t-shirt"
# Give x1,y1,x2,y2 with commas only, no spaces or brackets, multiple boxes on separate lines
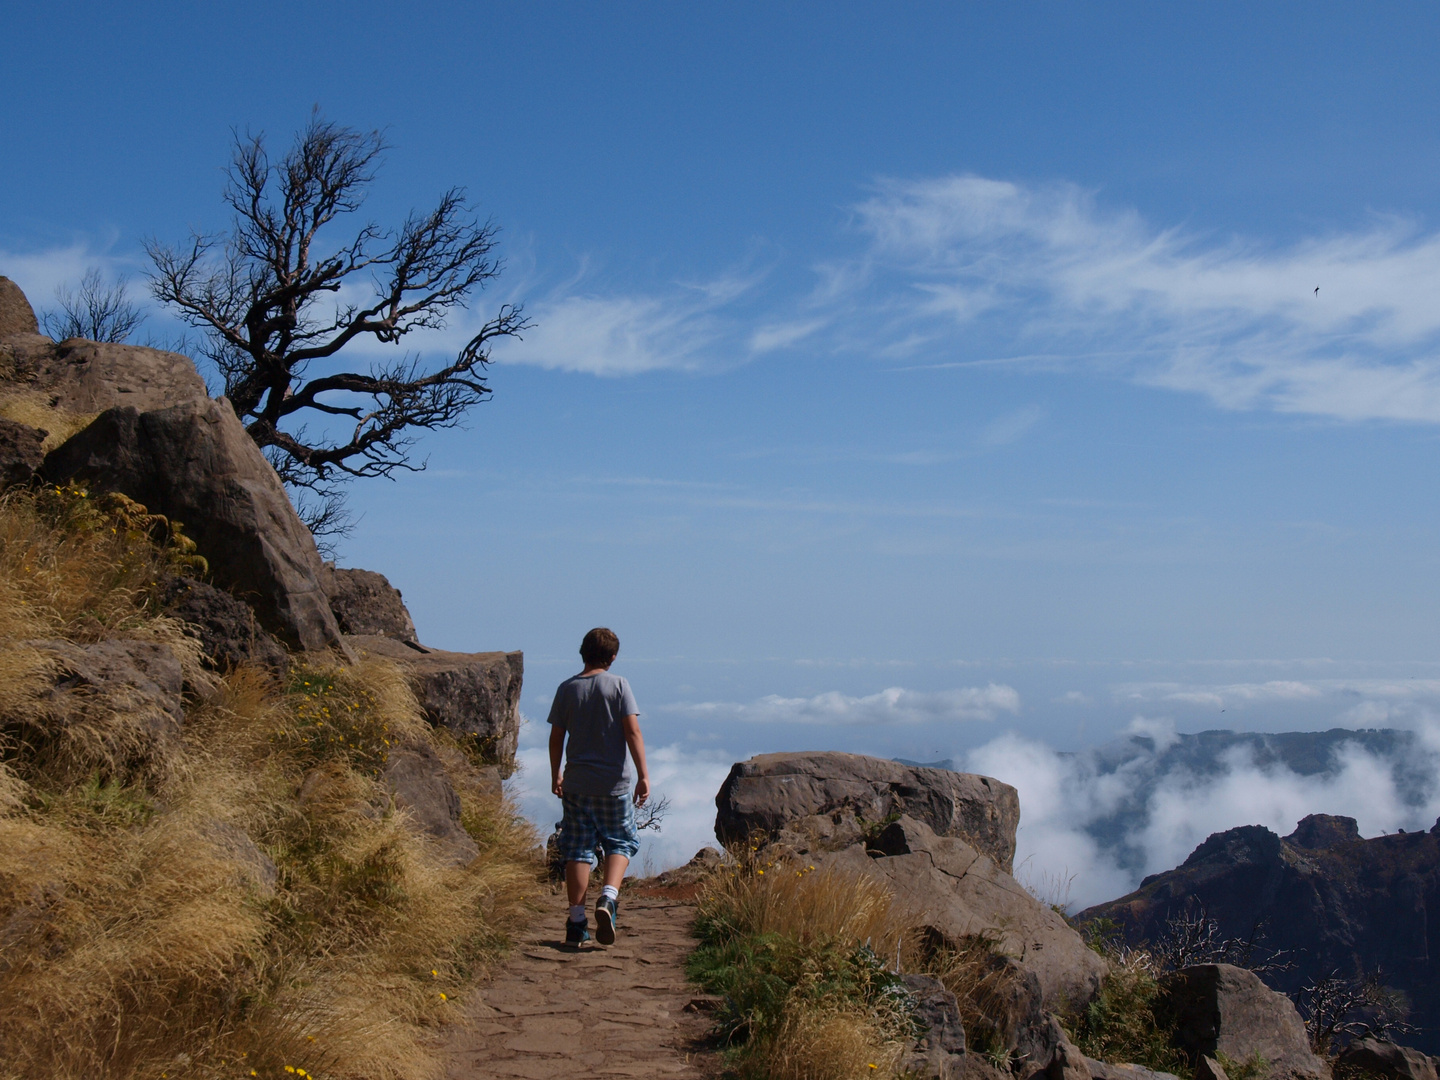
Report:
547,671,639,798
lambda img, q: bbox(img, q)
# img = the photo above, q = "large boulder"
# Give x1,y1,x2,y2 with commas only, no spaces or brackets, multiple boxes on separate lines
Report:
1337,1039,1438,1080
0,417,46,488
322,564,418,641
345,635,523,769
383,741,479,865
42,399,345,652
813,814,1107,1010
1159,964,1328,1080
0,277,39,338
715,751,1020,871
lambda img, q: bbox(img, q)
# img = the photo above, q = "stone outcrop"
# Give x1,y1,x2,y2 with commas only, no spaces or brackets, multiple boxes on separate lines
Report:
1159,964,1328,1080
0,276,38,337
1029,1016,1093,1080
383,741,479,865
160,577,287,672
1077,820,1440,1053
1287,813,1361,850
0,417,46,488
203,820,279,897
902,973,968,1080
812,814,1106,1009
23,638,188,781
715,751,1020,871
1337,1039,1439,1080
345,635,522,768
322,564,418,641
42,399,346,653
37,637,186,733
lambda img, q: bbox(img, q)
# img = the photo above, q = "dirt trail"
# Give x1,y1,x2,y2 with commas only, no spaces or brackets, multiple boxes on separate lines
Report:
441,888,718,1079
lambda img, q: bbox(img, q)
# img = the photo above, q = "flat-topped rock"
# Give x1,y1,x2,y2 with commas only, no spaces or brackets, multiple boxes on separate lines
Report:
345,635,522,769
715,750,1020,871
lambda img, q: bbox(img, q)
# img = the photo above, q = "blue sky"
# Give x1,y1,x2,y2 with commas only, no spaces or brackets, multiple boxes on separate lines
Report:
7,3,1440,881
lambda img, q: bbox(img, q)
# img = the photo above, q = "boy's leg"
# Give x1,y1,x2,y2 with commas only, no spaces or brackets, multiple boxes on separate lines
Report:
594,796,640,945
565,859,592,907
602,853,629,890
558,794,601,944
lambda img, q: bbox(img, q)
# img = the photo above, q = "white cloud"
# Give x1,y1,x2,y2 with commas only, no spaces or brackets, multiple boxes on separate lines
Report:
962,718,1440,911
979,404,1046,447
1115,677,1440,711
669,683,1021,726
483,264,767,376
843,175,1440,423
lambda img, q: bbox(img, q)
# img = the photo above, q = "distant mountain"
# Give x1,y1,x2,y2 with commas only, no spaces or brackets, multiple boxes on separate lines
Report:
1076,814,1440,1054
907,727,1432,878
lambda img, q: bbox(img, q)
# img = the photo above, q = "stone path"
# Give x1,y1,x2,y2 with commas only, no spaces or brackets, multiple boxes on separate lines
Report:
441,888,718,1079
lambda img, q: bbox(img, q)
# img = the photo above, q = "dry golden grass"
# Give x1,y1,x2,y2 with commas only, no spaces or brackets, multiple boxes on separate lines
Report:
753,1004,906,1080
0,485,544,1080
692,853,917,1078
697,853,904,955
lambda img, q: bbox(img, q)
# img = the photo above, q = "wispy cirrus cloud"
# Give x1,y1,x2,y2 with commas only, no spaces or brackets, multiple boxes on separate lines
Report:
667,683,1021,726
840,175,1440,422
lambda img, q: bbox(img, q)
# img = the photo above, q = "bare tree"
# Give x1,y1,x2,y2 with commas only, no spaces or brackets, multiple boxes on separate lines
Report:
1152,901,1292,975
1296,969,1414,1054
146,112,529,532
43,268,146,343
635,793,671,833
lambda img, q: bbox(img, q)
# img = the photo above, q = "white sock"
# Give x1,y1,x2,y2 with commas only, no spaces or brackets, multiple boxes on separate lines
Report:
601,885,619,903
570,904,586,923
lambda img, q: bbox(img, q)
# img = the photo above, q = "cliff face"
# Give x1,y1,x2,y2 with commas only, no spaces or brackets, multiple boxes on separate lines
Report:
1077,815,1440,1053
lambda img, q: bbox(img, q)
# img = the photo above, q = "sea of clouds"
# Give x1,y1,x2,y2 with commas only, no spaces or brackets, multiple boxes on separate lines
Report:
511,679,1440,910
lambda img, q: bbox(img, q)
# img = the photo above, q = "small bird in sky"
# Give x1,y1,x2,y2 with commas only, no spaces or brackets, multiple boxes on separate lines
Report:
1314,286,1320,295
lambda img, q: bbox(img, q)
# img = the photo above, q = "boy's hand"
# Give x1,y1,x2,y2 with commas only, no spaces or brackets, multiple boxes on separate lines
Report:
634,776,650,807
551,775,564,797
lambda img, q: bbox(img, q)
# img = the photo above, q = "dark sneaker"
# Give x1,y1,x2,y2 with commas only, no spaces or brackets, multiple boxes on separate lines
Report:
565,918,589,947
595,896,618,945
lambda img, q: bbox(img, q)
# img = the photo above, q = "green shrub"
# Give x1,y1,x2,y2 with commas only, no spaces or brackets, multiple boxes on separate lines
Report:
1069,951,1190,1079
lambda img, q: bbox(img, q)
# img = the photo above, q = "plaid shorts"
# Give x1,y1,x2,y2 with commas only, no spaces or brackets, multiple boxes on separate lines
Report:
558,792,640,864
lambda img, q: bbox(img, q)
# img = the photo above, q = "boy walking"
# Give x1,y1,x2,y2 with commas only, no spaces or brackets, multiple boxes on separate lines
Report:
548,627,650,946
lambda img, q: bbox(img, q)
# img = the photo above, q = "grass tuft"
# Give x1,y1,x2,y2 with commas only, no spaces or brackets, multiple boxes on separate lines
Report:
0,483,543,1079
688,850,915,1079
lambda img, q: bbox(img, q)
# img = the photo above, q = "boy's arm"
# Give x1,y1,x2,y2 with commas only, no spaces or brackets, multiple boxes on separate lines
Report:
621,713,650,806
549,723,566,797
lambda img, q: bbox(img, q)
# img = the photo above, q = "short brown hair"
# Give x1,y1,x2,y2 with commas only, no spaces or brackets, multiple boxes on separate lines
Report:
580,627,620,667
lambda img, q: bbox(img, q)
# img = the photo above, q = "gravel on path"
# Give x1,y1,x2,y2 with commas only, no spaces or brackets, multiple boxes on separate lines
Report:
441,888,720,1079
